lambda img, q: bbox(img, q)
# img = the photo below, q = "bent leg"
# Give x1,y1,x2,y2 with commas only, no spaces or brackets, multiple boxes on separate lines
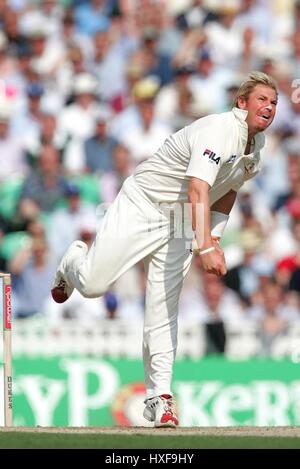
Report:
65,177,170,298
143,235,192,399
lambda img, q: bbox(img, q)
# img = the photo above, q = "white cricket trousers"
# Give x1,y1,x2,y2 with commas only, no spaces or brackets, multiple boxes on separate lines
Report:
66,176,193,399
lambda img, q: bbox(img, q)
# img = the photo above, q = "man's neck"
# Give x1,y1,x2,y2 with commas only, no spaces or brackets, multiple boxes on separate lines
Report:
245,135,255,155
248,131,256,142
247,121,264,142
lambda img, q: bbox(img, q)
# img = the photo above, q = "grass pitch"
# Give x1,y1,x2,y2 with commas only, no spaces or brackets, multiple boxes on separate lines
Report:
0,427,300,449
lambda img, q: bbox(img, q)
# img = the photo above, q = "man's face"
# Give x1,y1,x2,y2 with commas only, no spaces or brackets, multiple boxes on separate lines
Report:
238,84,277,134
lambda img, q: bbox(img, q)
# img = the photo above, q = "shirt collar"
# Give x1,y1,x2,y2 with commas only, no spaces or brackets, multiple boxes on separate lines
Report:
232,106,248,122
232,107,249,151
231,106,265,153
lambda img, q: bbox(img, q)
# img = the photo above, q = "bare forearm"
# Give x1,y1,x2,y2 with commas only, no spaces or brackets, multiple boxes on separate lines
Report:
188,178,212,249
188,178,227,276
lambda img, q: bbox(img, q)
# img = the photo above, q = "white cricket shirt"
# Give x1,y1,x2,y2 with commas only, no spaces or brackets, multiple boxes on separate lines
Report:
134,107,265,206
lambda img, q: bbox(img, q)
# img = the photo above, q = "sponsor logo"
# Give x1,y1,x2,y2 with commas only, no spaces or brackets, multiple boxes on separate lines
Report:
5,284,11,330
203,148,220,165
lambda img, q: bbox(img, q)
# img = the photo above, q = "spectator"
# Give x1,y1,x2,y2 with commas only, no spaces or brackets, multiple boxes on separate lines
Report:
90,28,134,104
24,112,65,166
109,72,157,141
289,261,300,298
56,45,90,99
0,30,17,80
151,4,183,59
58,8,94,63
273,136,300,214
290,96,300,138
19,144,67,219
110,58,145,113
20,16,64,79
9,237,56,318
74,0,111,36
268,139,300,259
84,108,118,174
176,0,212,31
26,218,46,241
120,86,172,164
11,80,45,144
100,143,133,203
48,182,98,261
233,0,274,46
189,48,235,114
225,219,269,305
58,72,109,173
0,102,28,182
204,1,244,68
5,42,35,119
155,65,197,129
201,273,228,355
0,227,8,271
247,281,298,355
34,0,63,38
276,218,300,293
138,25,175,87
2,8,29,58
179,267,246,329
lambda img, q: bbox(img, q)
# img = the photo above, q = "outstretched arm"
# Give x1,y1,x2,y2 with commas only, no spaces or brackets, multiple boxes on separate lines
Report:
188,177,227,276
188,177,212,250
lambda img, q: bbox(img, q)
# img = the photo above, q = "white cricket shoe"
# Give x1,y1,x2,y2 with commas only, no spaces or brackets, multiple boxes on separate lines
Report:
51,240,87,303
143,394,178,428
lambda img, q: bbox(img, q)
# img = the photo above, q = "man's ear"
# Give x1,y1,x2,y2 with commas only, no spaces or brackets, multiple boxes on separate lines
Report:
237,96,247,109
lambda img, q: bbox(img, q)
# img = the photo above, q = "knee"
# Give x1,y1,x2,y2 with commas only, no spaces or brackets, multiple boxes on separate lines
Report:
80,287,99,298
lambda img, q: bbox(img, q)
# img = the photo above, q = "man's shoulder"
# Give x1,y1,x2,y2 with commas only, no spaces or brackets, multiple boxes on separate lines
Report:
187,110,236,140
192,110,235,127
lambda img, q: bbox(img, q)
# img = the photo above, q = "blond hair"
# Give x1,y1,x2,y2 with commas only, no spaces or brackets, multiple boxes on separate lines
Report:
232,71,278,108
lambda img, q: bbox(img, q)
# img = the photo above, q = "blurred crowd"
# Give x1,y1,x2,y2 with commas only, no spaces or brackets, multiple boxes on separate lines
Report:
1,0,300,355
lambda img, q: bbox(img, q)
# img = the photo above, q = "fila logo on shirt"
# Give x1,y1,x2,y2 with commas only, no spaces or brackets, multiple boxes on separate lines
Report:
203,149,220,165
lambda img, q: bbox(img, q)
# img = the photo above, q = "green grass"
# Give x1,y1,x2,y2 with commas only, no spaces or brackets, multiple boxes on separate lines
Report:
0,433,300,449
